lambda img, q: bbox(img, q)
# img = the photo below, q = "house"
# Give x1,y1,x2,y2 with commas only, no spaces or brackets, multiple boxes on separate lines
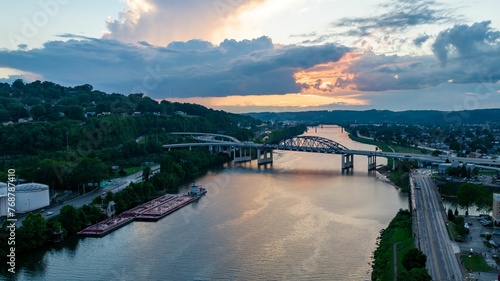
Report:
468,152,482,158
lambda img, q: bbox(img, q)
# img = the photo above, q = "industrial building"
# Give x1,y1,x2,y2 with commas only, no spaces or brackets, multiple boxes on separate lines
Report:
15,183,50,213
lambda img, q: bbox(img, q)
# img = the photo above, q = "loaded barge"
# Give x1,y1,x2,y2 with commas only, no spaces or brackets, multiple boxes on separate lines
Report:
78,183,206,237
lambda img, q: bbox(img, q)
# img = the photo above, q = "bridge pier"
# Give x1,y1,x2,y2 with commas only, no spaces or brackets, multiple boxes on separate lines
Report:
341,154,354,171
221,146,232,156
392,159,398,170
234,147,252,163
367,155,377,171
257,149,273,165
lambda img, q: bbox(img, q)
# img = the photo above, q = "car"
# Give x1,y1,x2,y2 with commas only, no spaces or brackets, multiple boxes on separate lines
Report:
482,221,493,226
46,211,54,216
493,231,500,236
455,236,465,242
467,221,473,226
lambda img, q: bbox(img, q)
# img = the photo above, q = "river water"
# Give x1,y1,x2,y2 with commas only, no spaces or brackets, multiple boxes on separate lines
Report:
4,127,408,281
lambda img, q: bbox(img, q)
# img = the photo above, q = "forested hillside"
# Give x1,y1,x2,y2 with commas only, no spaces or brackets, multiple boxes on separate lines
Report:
247,109,500,125
0,80,262,190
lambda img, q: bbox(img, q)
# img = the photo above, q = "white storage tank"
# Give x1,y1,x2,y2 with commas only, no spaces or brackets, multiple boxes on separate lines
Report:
15,183,50,213
0,183,7,217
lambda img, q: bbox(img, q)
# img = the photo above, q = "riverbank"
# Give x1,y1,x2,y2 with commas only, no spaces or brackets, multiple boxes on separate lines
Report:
371,209,414,281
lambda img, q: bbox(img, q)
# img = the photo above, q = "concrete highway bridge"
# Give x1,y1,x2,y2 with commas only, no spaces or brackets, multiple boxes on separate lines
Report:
164,132,500,172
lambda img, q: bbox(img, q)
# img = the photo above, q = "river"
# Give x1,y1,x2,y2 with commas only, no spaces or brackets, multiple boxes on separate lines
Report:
4,127,408,281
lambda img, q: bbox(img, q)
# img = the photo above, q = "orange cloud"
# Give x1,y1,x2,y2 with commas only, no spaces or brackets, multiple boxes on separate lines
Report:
294,52,360,95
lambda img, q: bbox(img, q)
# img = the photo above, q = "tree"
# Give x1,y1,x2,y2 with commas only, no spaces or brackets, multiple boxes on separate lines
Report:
82,204,103,224
457,183,479,215
59,205,84,234
402,248,427,271
397,268,432,281
30,104,47,119
454,216,468,235
66,157,108,193
66,105,84,120
142,166,151,182
7,102,29,120
447,208,456,222
18,213,47,251
476,191,492,214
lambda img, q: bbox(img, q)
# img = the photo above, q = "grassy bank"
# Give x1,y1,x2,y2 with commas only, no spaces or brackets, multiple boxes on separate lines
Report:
372,209,414,281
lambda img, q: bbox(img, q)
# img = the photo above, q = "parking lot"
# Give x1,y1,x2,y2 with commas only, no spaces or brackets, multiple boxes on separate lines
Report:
455,216,500,280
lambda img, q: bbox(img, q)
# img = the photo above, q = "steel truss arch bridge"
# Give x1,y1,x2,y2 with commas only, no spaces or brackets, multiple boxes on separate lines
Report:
262,136,348,154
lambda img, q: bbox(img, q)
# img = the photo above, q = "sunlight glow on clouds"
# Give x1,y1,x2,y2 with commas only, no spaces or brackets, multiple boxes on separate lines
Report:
0,67,43,81
164,93,369,111
294,52,361,94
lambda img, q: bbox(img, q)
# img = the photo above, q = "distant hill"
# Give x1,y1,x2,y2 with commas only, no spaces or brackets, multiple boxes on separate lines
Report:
245,109,500,125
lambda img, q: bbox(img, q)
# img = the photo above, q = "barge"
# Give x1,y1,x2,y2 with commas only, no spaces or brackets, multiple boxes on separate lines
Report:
78,183,206,237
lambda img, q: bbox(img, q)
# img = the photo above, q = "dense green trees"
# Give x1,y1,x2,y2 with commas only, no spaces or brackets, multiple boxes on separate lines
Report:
446,165,479,178
59,205,86,235
0,79,262,193
264,124,307,143
399,248,431,280
397,268,432,281
457,183,491,215
17,213,47,251
402,249,427,271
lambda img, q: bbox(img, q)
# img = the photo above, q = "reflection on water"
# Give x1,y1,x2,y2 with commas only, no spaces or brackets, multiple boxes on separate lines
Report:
4,127,409,281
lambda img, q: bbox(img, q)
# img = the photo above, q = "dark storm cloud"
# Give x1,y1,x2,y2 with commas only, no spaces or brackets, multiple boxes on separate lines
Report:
432,21,500,65
0,35,350,98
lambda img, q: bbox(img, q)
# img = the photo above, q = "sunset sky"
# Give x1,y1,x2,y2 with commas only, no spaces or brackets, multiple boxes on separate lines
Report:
1,0,500,112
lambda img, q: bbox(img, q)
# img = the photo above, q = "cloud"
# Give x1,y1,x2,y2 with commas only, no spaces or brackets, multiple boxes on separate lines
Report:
413,34,431,47
103,0,266,46
332,0,454,36
305,0,459,53
432,21,500,65
296,20,500,94
0,35,350,99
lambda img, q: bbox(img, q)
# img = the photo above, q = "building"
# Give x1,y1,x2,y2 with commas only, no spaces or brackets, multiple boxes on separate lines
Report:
492,193,500,224
15,183,50,213
438,163,452,174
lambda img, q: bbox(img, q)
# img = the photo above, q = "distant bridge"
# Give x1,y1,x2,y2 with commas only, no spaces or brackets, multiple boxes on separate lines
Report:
163,132,500,171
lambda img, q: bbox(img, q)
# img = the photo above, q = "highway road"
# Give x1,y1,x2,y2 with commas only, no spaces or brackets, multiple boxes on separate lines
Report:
14,165,159,227
412,169,463,280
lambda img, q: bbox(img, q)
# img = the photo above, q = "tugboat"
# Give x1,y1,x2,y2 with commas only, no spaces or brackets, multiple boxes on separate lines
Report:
188,183,207,198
